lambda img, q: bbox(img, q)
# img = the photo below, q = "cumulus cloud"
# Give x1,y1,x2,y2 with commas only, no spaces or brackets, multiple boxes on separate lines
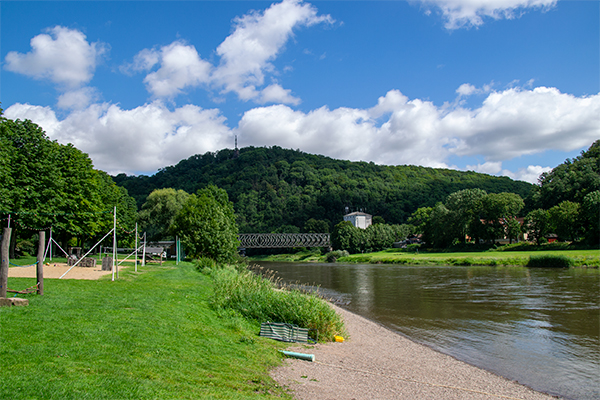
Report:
446,87,600,161
126,41,213,98
418,0,557,29
211,0,333,103
120,0,332,104
4,26,108,88
5,102,231,175
57,87,100,110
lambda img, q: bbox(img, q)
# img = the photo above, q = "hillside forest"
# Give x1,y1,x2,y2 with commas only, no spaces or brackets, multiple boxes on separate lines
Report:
114,146,534,233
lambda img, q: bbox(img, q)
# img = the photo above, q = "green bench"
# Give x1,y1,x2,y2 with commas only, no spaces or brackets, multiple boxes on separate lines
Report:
259,322,317,344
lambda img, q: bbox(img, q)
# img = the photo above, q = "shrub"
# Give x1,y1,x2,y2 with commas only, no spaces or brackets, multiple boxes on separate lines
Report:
194,256,218,271
527,255,574,268
325,250,349,263
209,266,345,341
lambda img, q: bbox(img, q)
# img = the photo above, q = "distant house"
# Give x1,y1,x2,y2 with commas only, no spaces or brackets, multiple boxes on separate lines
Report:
344,212,372,229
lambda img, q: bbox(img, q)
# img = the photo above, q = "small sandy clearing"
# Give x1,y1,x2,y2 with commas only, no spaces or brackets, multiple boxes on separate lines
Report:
8,262,112,280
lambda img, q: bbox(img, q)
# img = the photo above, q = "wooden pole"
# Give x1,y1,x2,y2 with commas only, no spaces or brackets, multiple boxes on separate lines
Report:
142,232,146,267
112,206,116,281
1,228,11,298
135,223,138,273
37,231,45,295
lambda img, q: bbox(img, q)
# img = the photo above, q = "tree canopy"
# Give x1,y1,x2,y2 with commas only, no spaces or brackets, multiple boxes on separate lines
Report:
170,185,239,262
0,113,137,254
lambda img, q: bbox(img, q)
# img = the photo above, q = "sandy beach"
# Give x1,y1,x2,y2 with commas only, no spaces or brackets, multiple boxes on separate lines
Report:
272,304,557,400
8,262,113,280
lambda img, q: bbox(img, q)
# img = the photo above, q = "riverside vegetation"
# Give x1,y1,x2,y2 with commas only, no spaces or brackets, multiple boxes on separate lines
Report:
1,260,345,399
251,243,600,268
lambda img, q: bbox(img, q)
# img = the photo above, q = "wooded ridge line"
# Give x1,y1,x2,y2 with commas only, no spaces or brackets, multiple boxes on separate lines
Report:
113,145,535,233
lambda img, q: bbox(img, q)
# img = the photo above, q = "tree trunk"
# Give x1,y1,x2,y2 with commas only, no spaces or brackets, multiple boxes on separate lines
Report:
37,231,45,295
1,228,11,298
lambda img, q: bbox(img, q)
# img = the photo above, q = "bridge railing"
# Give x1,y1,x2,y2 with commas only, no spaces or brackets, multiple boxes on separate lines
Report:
238,233,330,249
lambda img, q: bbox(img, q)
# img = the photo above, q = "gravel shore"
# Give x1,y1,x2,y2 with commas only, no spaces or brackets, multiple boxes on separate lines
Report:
271,305,558,400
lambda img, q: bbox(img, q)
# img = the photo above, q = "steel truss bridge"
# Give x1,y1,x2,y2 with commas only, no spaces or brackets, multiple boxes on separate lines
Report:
238,233,330,249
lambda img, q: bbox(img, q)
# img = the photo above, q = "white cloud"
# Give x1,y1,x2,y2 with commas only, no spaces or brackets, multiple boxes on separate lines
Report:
258,84,301,105
212,0,333,103
456,82,492,97
4,26,108,88
134,41,213,98
446,87,600,161
5,102,231,175
57,87,100,110
502,165,552,184
120,0,331,104
418,0,557,29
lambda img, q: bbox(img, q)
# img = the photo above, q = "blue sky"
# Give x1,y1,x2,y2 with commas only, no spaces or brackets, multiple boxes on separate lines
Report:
1,0,598,183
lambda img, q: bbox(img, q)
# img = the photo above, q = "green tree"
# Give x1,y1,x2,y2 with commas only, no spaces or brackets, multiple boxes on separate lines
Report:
504,217,523,244
171,185,239,262
304,218,329,233
548,201,581,242
408,207,433,237
445,188,487,243
529,140,600,210
0,117,131,254
524,209,550,245
372,216,385,225
479,193,524,243
138,188,191,241
428,202,454,248
581,191,600,245
331,221,364,253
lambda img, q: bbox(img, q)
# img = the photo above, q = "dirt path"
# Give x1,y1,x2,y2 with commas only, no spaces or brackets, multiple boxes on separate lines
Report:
271,305,558,400
8,262,112,280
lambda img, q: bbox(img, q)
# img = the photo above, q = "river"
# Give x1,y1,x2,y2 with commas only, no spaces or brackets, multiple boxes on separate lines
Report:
256,262,599,400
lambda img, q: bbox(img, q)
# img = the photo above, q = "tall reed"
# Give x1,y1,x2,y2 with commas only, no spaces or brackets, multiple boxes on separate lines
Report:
208,265,345,341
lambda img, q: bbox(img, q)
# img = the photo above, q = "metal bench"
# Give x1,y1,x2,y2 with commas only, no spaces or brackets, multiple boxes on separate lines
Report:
259,322,317,344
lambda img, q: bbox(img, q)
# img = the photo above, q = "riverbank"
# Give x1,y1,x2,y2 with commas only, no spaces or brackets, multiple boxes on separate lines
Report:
272,304,557,400
250,247,600,267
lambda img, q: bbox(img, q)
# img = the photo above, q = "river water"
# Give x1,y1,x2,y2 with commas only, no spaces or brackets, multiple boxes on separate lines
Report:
256,262,599,400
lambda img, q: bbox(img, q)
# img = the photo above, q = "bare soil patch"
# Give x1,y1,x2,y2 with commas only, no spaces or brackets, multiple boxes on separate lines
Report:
8,262,112,280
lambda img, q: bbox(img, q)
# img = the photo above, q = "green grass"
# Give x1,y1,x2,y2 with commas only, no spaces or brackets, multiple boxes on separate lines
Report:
1,261,293,399
340,248,599,267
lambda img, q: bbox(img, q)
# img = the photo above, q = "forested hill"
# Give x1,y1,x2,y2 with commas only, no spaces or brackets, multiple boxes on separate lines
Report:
113,146,533,233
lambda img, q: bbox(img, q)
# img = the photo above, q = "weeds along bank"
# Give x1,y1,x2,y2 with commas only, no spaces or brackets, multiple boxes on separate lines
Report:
1,260,344,399
196,257,346,342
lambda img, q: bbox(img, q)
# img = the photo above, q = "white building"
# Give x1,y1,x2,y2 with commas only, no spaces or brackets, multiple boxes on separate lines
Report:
343,212,372,229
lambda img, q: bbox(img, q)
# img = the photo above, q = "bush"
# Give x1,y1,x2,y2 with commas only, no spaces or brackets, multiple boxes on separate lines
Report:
194,256,218,271
527,255,574,268
209,266,345,341
325,250,349,263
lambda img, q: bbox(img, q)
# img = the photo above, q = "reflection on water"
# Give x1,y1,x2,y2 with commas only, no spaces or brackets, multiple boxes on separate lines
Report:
257,262,600,400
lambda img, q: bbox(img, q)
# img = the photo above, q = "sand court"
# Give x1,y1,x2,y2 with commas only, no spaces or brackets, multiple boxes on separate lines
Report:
8,262,113,280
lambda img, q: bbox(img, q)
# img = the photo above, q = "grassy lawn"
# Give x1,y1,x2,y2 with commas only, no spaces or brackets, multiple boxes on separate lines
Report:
341,248,600,267
1,261,291,399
